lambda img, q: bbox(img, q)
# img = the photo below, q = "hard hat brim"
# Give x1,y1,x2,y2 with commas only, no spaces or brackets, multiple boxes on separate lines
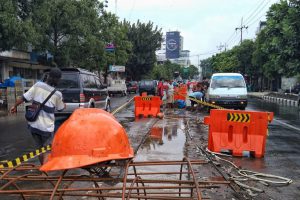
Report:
40,150,134,171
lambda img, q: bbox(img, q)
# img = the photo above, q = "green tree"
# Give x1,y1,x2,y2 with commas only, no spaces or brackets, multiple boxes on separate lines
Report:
0,0,35,51
211,50,238,73
124,20,162,80
31,0,103,67
200,57,213,78
235,39,254,75
148,61,198,80
185,65,199,79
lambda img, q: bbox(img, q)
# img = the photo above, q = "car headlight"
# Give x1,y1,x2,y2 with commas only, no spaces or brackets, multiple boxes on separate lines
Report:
237,95,247,99
209,95,220,99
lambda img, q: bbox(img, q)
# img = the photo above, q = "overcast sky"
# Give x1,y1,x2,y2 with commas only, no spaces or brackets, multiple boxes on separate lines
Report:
106,0,279,66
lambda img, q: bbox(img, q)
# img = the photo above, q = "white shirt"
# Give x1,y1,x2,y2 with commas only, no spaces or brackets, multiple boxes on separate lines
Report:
23,82,64,133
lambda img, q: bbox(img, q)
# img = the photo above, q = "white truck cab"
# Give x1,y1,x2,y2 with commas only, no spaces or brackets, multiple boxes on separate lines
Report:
206,73,247,110
107,79,127,96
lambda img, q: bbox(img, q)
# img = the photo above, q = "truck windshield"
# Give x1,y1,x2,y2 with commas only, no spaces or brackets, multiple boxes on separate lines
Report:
211,76,245,88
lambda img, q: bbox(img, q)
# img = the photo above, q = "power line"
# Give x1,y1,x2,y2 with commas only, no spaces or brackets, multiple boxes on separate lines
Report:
226,31,236,45
244,0,271,26
243,0,268,25
227,32,240,47
189,51,218,57
248,13,267,28
225,1,265,50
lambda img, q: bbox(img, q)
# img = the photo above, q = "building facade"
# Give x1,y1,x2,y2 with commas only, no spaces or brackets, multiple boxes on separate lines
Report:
0,50,51,83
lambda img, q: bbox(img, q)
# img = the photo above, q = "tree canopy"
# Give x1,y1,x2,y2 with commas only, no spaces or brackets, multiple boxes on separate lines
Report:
148,61,199,80
0,0,160,80
124,20,162,80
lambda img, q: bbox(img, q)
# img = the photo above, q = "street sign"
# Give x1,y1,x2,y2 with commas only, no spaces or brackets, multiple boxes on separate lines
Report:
109,65,125,72
105,43,115,52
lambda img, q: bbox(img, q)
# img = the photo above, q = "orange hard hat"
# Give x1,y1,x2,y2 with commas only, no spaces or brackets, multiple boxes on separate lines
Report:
40,108,134,171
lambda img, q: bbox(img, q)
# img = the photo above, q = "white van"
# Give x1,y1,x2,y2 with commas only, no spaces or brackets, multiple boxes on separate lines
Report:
206,73,247,110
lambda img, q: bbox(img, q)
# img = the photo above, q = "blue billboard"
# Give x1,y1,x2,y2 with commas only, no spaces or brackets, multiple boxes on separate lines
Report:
166,31,180,59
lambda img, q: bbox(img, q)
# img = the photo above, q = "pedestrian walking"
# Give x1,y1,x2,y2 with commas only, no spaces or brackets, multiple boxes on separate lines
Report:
167,80,174,108
10,68,65,164
157,78,164,99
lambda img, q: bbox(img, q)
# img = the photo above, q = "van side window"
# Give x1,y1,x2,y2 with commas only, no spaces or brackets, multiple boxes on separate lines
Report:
57,73,79,89
82,74,97,88
95,77,102,89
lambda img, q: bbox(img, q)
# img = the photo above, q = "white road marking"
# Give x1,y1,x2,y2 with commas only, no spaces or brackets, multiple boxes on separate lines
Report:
274,119,300,132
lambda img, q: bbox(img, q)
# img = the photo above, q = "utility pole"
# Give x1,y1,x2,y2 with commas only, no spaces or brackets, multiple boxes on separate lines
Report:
217,43,228,52
235,18,248,44
217,43,224,52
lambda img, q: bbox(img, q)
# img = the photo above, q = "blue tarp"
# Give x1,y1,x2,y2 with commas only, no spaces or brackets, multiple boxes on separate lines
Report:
2,76,22,87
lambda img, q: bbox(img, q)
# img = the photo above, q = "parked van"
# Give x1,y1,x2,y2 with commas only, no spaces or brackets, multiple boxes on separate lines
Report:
206,73,247,110
43,68,111,116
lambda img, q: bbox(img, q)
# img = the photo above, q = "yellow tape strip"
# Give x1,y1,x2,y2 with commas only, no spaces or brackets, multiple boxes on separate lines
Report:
175,92,225,109
0,145,52,169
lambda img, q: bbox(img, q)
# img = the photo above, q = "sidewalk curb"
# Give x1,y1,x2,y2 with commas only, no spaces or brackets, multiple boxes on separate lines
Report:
262,96,299,107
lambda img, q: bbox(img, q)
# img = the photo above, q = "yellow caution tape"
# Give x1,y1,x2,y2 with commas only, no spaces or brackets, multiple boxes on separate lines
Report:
175,92,225,109
0,145,51,169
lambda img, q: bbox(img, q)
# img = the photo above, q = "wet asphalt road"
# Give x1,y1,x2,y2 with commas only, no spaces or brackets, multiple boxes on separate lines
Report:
1,96,300,165
243,97,300,199
0,96,300,199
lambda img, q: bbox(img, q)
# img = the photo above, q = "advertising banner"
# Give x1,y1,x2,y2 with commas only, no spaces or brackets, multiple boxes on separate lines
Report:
166,31,180,59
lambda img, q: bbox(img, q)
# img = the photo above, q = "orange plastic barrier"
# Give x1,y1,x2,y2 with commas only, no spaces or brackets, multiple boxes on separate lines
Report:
174,84,188,101
204,109,273,158
134,96,162,117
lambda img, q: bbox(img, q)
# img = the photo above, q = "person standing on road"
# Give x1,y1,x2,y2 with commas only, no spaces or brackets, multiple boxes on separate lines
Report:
157,78,164,99
166,80,174,108
10,68,65,164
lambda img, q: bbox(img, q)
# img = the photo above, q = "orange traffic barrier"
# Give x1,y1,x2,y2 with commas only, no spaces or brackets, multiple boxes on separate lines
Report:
134,96,162,118
174,84,188,101
40,109,134,171
204,109,273,158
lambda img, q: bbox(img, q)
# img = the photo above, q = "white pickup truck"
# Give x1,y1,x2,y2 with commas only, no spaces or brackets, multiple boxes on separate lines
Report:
107,79,127,96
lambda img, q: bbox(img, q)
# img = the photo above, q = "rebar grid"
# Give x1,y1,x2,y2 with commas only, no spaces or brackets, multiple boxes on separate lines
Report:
0,158,230,199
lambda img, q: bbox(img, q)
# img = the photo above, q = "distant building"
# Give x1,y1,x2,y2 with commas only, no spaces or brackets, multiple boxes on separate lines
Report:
256,21,267,35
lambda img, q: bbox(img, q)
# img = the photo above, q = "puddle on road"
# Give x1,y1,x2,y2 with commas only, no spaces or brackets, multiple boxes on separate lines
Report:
132,118,187,181
134,119,186,162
